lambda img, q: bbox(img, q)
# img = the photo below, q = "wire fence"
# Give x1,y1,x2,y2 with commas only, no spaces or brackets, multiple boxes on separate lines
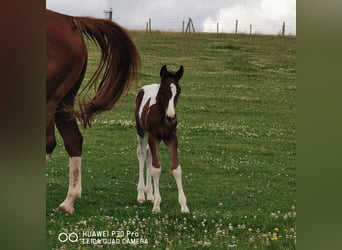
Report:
113,17,296,36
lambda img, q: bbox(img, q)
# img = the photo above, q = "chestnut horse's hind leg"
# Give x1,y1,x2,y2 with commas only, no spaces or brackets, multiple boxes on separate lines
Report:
58,156,82,214
46,103,57,164
55,104,83,214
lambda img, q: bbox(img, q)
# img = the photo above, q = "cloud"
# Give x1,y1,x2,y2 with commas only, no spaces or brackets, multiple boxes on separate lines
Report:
260,0,296,21
46,0,296,35
203,0,296,34
46,0,110,17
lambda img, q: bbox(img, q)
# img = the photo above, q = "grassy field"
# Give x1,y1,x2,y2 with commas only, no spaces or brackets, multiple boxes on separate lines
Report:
46,31,296,249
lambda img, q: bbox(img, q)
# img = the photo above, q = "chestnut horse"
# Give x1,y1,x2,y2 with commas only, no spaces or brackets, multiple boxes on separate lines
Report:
46,9,140,214
135,65,189,213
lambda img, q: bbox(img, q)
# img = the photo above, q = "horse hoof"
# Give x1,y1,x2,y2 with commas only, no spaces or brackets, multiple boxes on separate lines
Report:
147,195,154,203
138,199,145,204
56,204,74,214
152,206,160,213
181,206,190,213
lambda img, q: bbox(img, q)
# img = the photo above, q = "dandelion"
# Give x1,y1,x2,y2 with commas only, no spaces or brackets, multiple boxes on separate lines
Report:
274,227,279,232
271,236,278,241
248,227,253,232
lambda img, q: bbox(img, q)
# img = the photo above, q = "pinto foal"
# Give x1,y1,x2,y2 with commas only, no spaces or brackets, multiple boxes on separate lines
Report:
135,65,189,213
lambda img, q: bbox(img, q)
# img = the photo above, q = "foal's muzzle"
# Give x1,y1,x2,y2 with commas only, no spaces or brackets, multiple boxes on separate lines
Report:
165,114,177,124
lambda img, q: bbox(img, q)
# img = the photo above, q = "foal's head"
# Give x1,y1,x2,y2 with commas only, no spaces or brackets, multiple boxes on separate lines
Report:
158,65,183,124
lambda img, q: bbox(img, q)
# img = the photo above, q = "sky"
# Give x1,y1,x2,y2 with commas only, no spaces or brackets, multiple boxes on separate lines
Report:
46,0,296,35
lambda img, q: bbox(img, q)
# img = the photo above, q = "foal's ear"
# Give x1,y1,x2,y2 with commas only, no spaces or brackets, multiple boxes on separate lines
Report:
176,65,184,79
160,65,168,78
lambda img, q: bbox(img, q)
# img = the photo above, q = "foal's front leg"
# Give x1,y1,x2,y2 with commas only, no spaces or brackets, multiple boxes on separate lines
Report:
166,134,190,213
145,145,154,202
148,135,161,213
136,135,146,203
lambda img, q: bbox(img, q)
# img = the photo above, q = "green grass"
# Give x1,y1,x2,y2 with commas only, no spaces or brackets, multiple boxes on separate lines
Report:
47,32,296,249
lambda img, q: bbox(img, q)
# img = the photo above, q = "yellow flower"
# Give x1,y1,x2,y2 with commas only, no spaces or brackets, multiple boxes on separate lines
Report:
271,236,278,241
274,227,279,232
248,227,253,232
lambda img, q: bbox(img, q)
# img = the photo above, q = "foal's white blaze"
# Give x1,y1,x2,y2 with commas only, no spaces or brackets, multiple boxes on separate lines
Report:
166,83,177,119
138,84,160,119
58,156,82,214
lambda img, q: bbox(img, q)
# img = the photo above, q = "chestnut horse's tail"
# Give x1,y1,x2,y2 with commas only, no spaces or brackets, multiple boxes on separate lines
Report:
74,16,140,127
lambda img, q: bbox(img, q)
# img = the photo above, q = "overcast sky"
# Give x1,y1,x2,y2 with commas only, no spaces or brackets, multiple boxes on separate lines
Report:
46,0,296,35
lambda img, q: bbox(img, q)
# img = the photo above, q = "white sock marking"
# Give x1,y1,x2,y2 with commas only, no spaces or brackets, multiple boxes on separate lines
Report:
137,135,146,202
46,154,51,164
58,156,82,214
151,167,161,213
172,165,189,213
145,145,154,201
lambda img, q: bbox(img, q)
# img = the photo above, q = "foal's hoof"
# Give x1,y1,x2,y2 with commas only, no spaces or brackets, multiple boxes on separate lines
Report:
137,192,146,204
147,194,154,203
181,205,190,213
152,205,160,213
56,203,74,214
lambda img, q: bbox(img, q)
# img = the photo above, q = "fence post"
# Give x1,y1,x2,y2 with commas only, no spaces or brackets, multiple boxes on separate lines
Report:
148,18,152,33
190,18,196,33
185,18,195,34
235,20,238,35
217,22,219,34
282,21,285,36
182,21,185,33
250,24,252,35
104,8,112,21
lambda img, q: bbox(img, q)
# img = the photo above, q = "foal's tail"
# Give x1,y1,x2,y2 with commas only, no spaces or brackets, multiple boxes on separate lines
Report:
74,16,140,127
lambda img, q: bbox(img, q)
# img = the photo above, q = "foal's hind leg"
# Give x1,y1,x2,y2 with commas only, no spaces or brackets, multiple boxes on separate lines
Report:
148,135,162,213
136,135,155,203
55,104,83,214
